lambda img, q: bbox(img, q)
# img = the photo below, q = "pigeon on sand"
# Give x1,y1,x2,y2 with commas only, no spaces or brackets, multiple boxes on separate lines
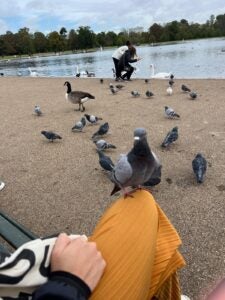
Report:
110,128,161,196
192,153,207,183
92,122,109,139
41,131,62,142
84,114,102,125
34,105,42,116
94,139,116,151
164,106,180,119
161,126,178,148
97,150,114,172
72,117,86,132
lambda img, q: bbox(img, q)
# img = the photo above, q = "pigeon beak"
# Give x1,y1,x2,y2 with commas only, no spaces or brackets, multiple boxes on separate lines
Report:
134,136,140,140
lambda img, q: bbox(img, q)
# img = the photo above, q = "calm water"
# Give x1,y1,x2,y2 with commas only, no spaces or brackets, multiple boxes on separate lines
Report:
0,37,225,78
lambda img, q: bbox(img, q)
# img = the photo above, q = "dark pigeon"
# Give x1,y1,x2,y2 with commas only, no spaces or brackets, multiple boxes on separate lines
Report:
97,150,114,172
143,165,162,187
41,131,62,142
192,153,207,183
146,90,154,98
92,122,109,139
131,91,141,97
181,84,191,92
111,128,161,196
189,91,197,99
161,126,178,148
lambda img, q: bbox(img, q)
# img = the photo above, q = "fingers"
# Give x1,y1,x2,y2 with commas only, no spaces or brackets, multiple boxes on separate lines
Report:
52,233,71,256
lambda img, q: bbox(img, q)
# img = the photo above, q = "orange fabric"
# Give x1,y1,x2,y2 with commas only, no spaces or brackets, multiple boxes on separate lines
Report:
89,189,185,300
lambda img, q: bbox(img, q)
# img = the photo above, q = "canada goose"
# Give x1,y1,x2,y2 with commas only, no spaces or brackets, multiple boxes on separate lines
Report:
64,81,95,112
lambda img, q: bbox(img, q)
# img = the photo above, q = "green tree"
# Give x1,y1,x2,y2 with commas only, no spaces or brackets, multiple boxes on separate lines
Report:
149,23,164,42
33,32,48,53
47,31,64,53
14,27,34,55
77,26,95,49
68,29,78,51
215,14,225,35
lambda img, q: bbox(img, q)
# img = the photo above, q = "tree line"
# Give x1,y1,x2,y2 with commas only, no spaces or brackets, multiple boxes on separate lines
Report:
0,14,224,57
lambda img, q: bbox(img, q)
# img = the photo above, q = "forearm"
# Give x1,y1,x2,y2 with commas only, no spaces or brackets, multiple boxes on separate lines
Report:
32,271,91,300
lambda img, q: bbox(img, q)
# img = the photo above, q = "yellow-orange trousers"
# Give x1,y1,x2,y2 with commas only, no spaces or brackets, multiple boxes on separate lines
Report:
89,189,185,300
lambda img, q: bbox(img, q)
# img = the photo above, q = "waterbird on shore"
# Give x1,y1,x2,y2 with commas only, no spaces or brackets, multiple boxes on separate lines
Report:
64,81,95,112
150,64,171,79
192,153,207,183
131,91,141,97
41,131,62,142
189,91,197,99
161,126,178,148
97,149,115,172
146,90,154,98
164,106,180,119
181,84,191,93
93,139,116,151
92,122,109,139
84,114,103,125
110,128,161,196
166,85,173,95
28,67,38,77
100,78,104,84
34,105,42,116
145,79,149,83
72,117,86,132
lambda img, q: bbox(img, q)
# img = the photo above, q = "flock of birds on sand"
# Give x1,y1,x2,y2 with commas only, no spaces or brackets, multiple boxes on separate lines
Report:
35,73,207,197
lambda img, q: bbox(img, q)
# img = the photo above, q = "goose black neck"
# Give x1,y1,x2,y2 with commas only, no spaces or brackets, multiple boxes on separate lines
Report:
66,82,72,93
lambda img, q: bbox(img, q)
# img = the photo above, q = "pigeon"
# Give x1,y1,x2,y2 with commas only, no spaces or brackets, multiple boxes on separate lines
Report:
100,78,104,84
161,126,178,148
181,84,191,93
97,150,114,172
110,128,161,196
41,131,62,142
192,153,207,183
144,79,149,83
131,91,140,97
166,86,173,95
115,84,125,90
64,81,95,112
146,90,154,98
84,114,103,125
169,79,174,86
94,139,116,151
72,117,86,132
92,122,109,139
143,165,162,187
164,106,180,119
189,91,197,99
110,85,118,94
170,74,174,80
34,105,42,116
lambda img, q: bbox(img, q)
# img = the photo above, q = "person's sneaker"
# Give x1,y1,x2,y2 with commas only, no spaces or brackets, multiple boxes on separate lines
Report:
0,181,5,191
181,295,191,300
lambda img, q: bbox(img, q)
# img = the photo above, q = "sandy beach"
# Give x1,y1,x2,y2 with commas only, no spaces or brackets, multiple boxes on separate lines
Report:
0,77,225,299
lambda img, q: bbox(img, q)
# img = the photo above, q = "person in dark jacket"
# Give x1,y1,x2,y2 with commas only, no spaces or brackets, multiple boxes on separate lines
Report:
118,46,141,81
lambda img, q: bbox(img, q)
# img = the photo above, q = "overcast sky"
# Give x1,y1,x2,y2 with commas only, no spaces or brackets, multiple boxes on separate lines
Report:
0,0,224,34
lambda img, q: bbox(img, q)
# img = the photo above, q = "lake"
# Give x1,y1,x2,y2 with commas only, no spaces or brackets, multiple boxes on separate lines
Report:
0,37,225,79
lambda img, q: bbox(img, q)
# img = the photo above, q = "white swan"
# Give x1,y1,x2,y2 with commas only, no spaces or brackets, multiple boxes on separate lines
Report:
150,64,171,79
28,67,38,77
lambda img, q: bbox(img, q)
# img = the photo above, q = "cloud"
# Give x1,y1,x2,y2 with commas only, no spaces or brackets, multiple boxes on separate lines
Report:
0,0,224,34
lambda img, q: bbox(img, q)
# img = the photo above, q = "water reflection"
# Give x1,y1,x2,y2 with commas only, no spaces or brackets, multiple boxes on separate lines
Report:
0,37,225,78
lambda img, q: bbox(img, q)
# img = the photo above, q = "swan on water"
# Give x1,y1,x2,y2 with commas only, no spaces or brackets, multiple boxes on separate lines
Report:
28,67,38,77
150,64,171,79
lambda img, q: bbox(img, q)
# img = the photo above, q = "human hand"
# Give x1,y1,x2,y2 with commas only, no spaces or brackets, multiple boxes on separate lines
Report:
51,233,106,291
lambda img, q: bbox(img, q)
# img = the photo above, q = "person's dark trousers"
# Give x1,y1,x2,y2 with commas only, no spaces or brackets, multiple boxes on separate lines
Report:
113,58,120,78
121,66,134,80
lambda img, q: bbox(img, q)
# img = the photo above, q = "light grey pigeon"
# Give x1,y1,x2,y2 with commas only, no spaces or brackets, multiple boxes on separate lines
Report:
165,106,180,119
161,126,178,148
110,128,161,196
97,150,114,172
192,153,207,183
84,114,102,125
94,139,116,151
189,91,197,99
166,85,173,95
34,105,42,116
72,117,86,132
131,91,141,97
